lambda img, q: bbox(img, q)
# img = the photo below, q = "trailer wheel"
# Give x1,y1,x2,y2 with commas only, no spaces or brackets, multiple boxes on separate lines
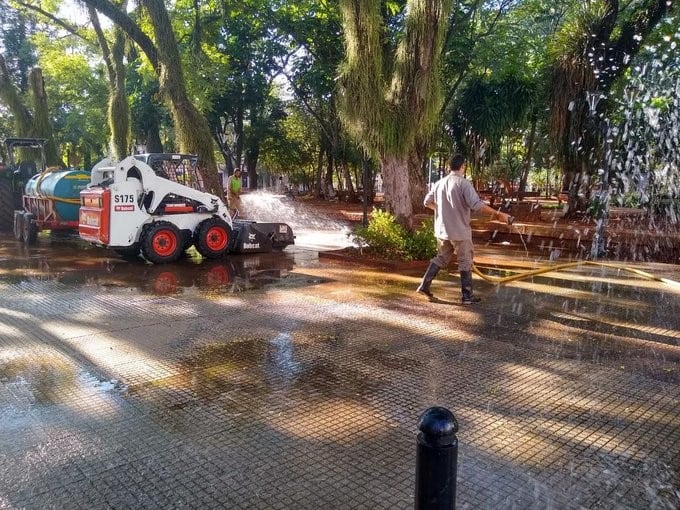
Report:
0,179,14,232
141,222,183,264
22,213,38,245
13,211,24,241
194,218,231,259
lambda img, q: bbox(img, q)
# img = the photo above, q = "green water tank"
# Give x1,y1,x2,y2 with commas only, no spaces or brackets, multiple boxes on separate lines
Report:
24,170,91,222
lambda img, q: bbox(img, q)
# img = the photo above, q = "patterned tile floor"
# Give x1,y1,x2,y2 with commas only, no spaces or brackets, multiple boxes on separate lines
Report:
0,232,679,509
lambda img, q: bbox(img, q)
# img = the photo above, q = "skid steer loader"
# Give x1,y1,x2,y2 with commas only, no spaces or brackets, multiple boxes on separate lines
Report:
79,155,294,263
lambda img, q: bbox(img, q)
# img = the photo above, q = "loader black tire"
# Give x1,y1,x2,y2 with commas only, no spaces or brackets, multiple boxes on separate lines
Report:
13,211,24,241
141,221,183,264
0,179,14,232
22,212,38,245
194,217,231,259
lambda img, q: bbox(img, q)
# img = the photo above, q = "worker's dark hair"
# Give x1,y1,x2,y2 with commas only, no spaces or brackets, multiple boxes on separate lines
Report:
449,154,465,171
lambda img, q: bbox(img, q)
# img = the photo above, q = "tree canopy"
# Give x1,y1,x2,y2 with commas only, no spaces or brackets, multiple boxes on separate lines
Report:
0,0,676,221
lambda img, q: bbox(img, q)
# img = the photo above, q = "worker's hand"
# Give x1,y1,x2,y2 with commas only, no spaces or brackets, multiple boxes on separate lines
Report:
496,211,512,225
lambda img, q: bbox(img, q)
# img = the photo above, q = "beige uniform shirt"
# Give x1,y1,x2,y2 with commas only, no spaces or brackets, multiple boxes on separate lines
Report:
424,172,485,241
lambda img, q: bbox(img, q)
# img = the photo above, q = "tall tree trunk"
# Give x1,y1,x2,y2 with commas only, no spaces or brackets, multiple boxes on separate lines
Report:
28,68,61,166
245,145,259,189
315,143,324,198
234,103,244,169
83,147,92,170
381,155,415,228
90,5,129,160
342,162,354,195
109,27,130,159
140,0,220,194
518,113,537,200
0,53,32,136
325,150,335,198
145,122,163,153
408,140,428,215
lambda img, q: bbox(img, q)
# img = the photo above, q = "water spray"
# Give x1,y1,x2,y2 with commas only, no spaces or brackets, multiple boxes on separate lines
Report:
478,212,680,289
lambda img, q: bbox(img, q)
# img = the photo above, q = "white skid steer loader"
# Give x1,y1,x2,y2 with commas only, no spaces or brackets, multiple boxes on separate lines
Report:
79,155,294,264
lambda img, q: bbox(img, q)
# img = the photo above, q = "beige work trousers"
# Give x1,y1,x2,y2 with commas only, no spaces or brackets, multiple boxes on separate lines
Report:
431,239,474,272
228,192,241,216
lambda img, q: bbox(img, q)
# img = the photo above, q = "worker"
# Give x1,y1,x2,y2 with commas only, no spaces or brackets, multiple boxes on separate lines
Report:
227,168,242,218
416,154,512,304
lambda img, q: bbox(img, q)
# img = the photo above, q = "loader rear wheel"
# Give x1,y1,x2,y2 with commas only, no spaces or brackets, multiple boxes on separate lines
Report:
141,222,183,264
22,213,38,245
194,217,231,259
0,179,14,232
13,211,24,241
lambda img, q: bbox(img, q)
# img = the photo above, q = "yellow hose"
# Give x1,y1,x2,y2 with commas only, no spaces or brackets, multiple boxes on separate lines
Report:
40,195,81,205
34,166,61,197
472,260,680,289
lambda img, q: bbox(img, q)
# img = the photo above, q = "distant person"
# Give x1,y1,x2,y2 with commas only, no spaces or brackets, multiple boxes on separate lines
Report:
227,168,242,218
416,154,512,304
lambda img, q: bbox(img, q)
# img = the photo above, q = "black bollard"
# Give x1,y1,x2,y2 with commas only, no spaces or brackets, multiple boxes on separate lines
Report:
414,406,459,510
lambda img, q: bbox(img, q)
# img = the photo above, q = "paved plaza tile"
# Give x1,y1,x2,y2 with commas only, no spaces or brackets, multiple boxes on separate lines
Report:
1,237,679,509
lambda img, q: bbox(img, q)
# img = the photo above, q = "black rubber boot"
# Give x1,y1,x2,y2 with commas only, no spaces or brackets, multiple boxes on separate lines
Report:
460,270,481,304
416,262,441,298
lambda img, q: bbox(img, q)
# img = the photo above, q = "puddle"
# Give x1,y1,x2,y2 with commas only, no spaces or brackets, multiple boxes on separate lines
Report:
0,232,328,296
0,355,121,405
127,332,382,407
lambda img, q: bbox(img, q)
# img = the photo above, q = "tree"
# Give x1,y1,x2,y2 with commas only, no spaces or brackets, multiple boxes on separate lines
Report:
0,52,62,165
0,1,36,93
0,52,32,135
259,103,320,190
5,0,128,166
89,4,130,160
278,0,349,198
80,0,222,194
338,0,450,226
186,0,292,189
0,3,62,163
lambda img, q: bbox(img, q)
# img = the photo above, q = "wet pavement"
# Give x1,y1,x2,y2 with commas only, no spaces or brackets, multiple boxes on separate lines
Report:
1,227,679,509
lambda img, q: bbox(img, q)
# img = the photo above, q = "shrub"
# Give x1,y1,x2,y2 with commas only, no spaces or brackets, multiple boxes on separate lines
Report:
352,209,407,260
405,218,437,261
352,210,437,261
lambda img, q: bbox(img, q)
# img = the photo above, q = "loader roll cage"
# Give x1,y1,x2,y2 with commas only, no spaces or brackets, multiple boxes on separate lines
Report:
133,153,205,192
2,138,47,183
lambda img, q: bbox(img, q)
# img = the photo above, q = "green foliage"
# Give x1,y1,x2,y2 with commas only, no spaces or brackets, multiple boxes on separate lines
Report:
404,218,437,261
259,104,318,186
352,210,436,261
353,209,407,259
30,32,108,166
